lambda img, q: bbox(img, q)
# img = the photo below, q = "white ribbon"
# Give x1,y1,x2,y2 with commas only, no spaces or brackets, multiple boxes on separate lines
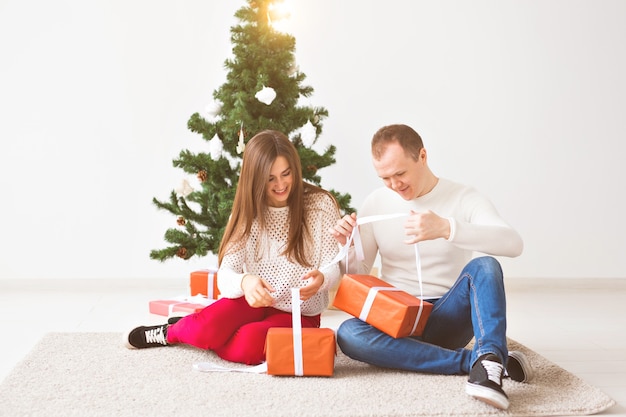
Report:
206,271,217,299
412,243,425,335
325,213,409,269
291,288,304,376
359,287,402,321
193,362,267,373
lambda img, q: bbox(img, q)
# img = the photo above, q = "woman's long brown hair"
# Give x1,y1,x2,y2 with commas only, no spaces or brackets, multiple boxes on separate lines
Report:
217,130,333,267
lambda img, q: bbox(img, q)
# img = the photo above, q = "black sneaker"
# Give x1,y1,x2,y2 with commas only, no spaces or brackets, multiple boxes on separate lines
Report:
167,316,183,325
505,350,534,383
124,324,169,349
465,353,509,410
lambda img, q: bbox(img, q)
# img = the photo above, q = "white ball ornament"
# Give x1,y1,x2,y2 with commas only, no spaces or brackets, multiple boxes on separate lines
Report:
300,120,316,148
255,86,276,105
175,179,194,197
205,99,222,117
208,133,224,160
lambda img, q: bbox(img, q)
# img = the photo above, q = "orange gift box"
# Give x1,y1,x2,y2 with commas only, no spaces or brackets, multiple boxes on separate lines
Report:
265,327,336,377
190,269,220,299
149,299,212,316
332,274,433,338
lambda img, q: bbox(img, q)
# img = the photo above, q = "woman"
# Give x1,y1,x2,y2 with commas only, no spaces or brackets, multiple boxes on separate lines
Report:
125,130,342,365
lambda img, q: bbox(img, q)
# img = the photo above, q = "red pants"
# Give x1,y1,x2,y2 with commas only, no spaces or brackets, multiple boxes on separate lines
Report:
166,296,321,365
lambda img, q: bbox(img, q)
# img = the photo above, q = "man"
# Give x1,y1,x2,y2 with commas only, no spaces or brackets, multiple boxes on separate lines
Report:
330,124,532,410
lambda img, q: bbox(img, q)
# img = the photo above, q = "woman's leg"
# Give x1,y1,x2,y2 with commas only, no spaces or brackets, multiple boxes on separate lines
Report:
166,297,265,350
214,310,320,365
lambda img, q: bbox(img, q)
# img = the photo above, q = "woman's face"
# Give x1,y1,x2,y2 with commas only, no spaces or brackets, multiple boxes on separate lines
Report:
266,155,293,207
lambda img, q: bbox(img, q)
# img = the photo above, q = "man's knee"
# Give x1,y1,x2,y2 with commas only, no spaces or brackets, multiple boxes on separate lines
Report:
469,256,503,277
337,318,365,353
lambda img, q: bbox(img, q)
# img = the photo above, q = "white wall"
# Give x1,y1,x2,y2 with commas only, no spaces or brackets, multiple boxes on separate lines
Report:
1,0,624,280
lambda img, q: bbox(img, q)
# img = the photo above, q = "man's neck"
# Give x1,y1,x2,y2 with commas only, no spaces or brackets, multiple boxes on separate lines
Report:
416,174,439,198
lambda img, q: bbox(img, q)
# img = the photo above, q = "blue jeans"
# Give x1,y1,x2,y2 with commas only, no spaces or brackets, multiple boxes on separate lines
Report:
336,256,508,375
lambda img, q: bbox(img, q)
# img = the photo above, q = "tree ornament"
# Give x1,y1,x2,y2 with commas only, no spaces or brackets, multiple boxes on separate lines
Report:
204,99,223,122
175,179,194,197
197,170,208,182
177,217,186,226
307,164,318,174
287,61,299,76
236,122,246,154
208,133,224,160
255,85,276,105
300,120,316,147
176,247,187,259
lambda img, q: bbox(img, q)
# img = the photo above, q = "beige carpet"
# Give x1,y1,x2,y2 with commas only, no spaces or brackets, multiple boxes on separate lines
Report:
0,332,615,417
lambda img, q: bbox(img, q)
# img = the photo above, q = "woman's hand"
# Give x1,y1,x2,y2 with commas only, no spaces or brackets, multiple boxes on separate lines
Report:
299,270,324,301
241,274,275,308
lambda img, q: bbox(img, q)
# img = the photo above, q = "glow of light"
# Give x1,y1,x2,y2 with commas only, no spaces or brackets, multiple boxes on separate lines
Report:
268,0,292,33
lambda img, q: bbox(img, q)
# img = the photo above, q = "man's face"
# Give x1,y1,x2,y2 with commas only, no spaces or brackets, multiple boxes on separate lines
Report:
372,142,426,200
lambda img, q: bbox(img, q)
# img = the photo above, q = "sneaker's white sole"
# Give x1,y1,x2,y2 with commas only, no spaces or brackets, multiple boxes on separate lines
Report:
509,350,534,383
465,382,509,410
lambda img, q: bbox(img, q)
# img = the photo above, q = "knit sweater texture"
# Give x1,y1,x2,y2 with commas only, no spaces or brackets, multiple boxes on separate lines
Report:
218,191,341,315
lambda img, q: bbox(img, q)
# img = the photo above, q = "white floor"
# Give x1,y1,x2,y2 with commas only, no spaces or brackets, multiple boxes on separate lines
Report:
0,277,625,416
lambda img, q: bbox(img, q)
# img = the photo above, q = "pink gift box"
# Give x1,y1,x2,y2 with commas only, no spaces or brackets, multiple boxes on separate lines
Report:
149,297,213,317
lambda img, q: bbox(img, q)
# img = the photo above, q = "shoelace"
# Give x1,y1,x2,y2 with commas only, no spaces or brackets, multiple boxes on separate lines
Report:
145,326,167,345
482,359,504,385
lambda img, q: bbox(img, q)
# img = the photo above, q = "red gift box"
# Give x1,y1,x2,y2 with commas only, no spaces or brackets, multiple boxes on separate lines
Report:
332,274,432,338
190,269,220,299
149,296,213,317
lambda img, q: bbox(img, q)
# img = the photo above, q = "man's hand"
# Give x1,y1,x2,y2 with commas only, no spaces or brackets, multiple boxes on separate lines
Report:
329,212,357,245
241,274,275,308
404,210,451,244
299,270,324,301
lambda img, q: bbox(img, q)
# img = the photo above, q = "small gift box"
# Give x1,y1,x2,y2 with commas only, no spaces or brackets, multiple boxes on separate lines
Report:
332,274,433,338
265,289,336,377
149,295,214,317
265,328,336,377
190,268,220,299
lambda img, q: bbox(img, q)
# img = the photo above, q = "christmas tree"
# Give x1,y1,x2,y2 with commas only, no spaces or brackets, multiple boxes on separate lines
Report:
150,0,353,262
